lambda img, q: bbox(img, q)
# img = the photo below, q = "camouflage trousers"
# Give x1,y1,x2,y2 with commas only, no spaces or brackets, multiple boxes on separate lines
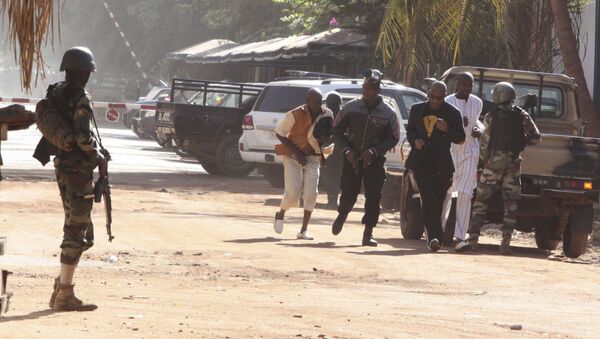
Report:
55,169,94,265
468,151,521,236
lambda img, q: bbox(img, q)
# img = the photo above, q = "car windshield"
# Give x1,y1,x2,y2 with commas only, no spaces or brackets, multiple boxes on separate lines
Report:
254,86,309,112
337,87,423,119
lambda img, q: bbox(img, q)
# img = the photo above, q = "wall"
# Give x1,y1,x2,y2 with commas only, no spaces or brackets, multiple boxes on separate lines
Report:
579,1,597,98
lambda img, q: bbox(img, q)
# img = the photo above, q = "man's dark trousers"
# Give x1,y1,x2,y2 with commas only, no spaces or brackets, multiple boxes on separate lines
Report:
338,156,386,228
413,165,452,243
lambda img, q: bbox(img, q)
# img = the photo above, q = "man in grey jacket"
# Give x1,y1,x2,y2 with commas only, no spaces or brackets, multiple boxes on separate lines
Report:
331,69,400,246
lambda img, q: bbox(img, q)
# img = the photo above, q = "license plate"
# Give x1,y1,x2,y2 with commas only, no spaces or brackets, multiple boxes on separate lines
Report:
265,154,275,162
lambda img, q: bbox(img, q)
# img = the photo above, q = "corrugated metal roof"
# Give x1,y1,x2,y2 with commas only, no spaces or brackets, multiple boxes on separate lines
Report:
166,39,237,61
182,28,367,64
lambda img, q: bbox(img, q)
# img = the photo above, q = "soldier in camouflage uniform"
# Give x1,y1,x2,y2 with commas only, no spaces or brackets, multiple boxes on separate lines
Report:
47,47,106,311
467,82,540,255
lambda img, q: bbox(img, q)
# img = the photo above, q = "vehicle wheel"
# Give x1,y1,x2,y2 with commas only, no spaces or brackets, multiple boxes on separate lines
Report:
563,229,589,258
155,135,170,148
265,167,285,189
131,121,145,139
534,220,560,251
123,110,134,129
199,160,221,175
399,172,424,240
215,135,255,177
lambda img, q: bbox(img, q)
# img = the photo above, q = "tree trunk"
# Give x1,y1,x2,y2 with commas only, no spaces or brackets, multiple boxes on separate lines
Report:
550,0,600,136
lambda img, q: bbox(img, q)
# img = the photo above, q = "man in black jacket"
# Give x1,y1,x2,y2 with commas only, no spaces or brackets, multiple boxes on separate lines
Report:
405,81,465,251
331,69,400,246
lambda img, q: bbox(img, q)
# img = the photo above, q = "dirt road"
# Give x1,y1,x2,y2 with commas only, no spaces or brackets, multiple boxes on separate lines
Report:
1,127,599,338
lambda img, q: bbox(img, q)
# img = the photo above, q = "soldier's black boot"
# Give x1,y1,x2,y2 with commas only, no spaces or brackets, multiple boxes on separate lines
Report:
332,213,347,235
466,234,479,251
499,232,512,255
362,226,378,247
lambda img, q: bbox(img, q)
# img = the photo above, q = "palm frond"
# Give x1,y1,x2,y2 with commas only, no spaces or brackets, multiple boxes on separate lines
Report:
0,0,58,91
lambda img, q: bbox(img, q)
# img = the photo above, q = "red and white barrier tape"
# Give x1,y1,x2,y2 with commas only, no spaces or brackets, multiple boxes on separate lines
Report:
0,97,156,110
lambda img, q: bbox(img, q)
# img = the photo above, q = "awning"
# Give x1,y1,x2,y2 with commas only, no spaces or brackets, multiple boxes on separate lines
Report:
166,39,237,61
181,28,367,65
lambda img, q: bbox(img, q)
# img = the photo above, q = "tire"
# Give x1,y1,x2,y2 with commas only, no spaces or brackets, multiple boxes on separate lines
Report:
153,130,170,148
266,168,285,189
199,160,221,175
399,172,424,240
563,229,589,258
215,135,255,177
534,220,560,251
132,121,145,139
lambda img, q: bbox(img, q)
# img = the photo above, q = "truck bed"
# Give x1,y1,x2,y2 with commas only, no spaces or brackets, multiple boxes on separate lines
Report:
522,134,600,180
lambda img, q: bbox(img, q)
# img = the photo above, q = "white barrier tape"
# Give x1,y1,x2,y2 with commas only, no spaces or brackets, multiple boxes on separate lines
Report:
0,97,157,110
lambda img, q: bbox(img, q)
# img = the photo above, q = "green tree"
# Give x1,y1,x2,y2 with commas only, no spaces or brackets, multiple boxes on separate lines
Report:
377,0,598,135
1,0,57,90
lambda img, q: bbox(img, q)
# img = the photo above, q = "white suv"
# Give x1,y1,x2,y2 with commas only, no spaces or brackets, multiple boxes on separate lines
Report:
239,79,426,176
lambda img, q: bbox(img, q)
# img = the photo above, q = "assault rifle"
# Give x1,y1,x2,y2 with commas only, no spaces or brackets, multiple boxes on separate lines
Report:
93,149,114,242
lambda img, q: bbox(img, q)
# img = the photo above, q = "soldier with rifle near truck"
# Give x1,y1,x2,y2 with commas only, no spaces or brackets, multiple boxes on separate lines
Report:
467,82,541,255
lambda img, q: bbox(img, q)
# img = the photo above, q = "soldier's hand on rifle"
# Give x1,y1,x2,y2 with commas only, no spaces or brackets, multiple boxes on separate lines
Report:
360,149,375,169
415,138,426,150
97,155,108,177
435,118,448,133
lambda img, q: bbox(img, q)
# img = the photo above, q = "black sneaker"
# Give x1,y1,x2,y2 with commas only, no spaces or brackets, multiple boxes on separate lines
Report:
428,239,441,252
332,213,347,235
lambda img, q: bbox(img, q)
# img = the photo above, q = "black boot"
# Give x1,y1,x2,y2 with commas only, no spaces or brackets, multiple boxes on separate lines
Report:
362,227,378,247
332,213,347,235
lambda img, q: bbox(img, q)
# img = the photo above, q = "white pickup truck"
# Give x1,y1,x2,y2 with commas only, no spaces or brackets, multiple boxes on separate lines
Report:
238,78,426,201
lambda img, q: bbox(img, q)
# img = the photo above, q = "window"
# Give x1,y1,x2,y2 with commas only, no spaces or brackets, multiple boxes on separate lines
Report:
254,86,309,112
402,93,426,113
337,88,425,119
477,81,564,119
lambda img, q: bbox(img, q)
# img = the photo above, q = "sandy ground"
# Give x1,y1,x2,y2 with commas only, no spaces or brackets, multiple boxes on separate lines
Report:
1,173,600,339
1,126,600,338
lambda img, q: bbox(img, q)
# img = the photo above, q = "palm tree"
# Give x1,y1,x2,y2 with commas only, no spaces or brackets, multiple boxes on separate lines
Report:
549,0,599,136
378,0,599,136
377,0,510,85
1,0,58,91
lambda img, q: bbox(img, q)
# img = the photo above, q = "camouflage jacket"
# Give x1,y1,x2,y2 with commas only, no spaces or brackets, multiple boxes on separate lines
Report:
52,81,100,173
480,107,541,164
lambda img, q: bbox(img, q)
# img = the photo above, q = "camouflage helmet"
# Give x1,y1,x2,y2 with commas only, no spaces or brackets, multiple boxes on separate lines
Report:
59,47,97,72
491,82,516,105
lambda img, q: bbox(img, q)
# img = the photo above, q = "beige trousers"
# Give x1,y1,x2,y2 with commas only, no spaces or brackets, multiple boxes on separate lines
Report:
280,155,320,212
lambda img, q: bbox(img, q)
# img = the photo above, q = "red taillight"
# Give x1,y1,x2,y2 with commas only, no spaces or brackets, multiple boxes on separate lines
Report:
242,114,254,130
239,143,245,151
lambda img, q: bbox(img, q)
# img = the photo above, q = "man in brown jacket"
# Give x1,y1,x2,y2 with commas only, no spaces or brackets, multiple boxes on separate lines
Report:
273,88,333,240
